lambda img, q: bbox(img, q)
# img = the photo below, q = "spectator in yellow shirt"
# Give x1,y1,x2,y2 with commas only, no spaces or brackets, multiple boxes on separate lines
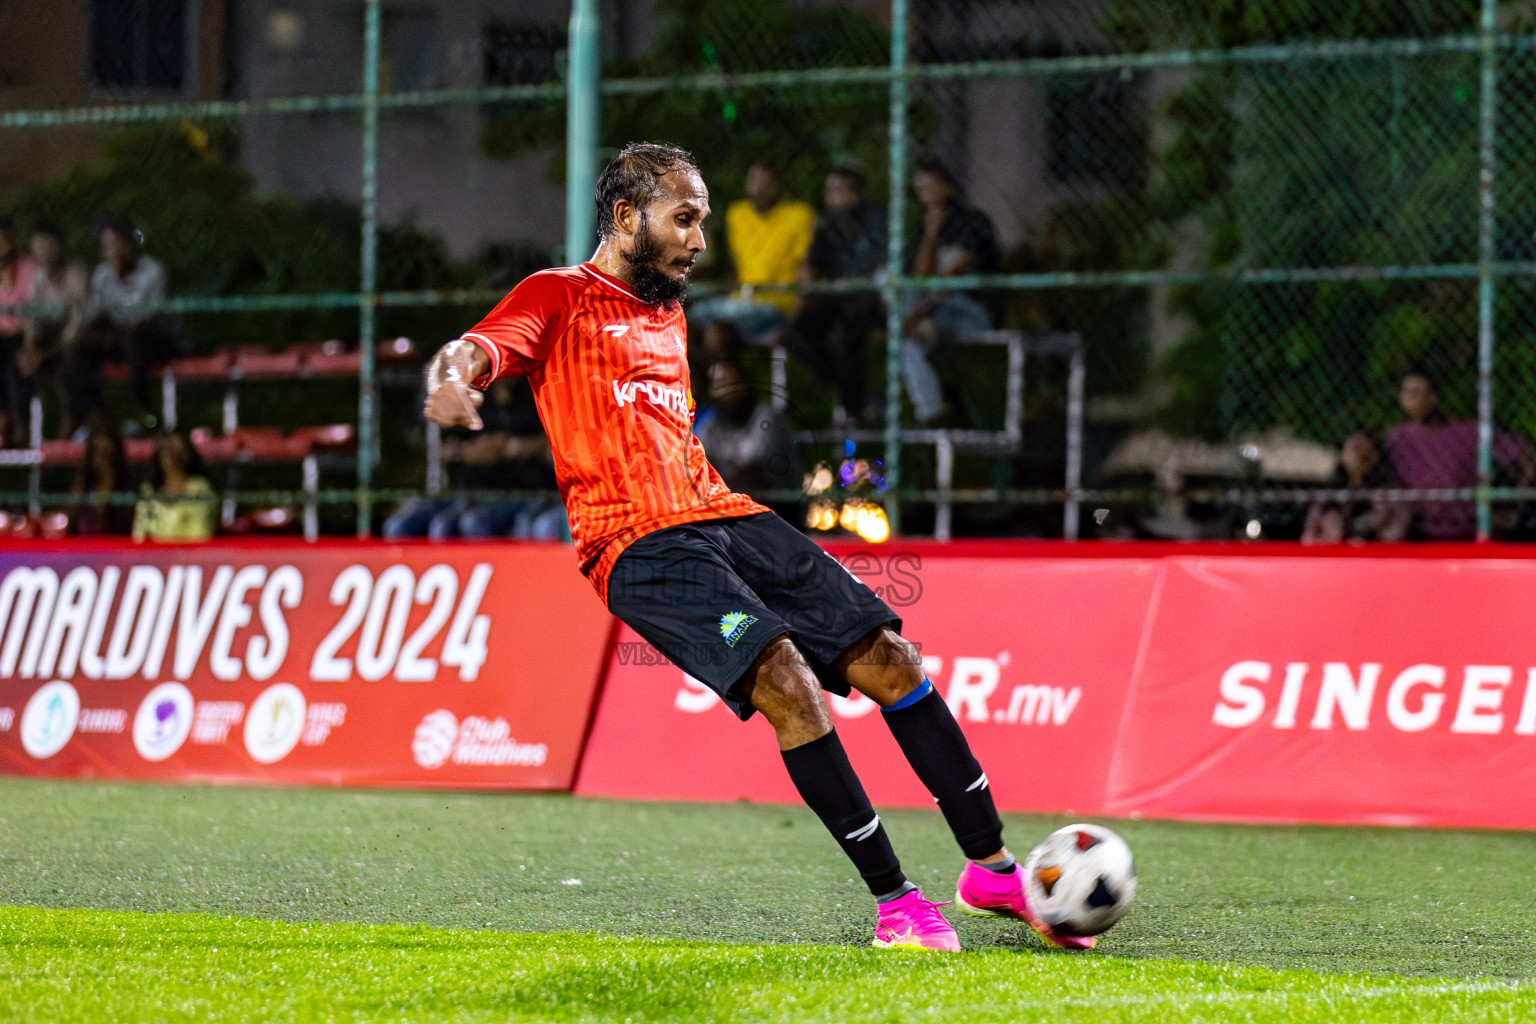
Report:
691,162,815,343
727,163,815,315
133,429,217,542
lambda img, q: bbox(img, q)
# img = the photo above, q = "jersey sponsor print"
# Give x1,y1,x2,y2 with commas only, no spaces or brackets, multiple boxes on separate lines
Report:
461,263,765,603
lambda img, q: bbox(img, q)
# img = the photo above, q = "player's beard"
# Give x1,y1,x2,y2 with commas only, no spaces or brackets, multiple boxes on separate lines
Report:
622,213,692,308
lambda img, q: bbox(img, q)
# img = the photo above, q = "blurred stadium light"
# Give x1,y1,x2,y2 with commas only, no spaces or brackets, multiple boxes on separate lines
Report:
2,0,1533,540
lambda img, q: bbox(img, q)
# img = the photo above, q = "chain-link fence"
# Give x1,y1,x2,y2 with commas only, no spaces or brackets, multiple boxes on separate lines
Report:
1,0,1531,543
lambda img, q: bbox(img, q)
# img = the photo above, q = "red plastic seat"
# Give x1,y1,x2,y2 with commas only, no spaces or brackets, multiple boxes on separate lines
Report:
167,351,235,381
101,361,132,383
38,511,72,540
232,346,304,379
290,423,356,451
38,439,84,464
123,437,157,465
377,337,418,364
191,427,242,463
250,506,297,531
2,512,38,538
298,340,363,377
232,427,312,461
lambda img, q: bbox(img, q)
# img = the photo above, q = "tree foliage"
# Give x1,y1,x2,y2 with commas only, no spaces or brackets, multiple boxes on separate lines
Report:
3,123,477,349
481,0,891,274
1101,0,1515,441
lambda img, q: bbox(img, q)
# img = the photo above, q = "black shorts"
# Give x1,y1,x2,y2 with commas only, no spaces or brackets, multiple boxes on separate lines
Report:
607,512,901,720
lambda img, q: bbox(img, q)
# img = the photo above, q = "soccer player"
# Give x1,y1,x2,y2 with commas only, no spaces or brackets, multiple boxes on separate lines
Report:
422,143,1090,952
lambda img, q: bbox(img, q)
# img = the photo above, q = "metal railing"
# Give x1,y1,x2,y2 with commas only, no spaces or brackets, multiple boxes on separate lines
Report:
2,0,1529,539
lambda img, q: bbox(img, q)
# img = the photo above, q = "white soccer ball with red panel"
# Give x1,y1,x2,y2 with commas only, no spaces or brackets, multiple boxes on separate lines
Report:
1023,823,1137,937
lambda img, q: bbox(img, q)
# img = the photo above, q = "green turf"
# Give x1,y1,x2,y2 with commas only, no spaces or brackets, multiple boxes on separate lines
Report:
2,905,1532,1024
1,777,1534,1021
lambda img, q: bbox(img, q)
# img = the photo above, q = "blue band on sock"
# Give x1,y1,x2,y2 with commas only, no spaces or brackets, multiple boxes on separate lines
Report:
882,677,933,714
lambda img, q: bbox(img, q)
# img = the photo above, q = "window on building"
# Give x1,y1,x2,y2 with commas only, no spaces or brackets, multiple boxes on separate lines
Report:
1045,71,1147,188
482,21,564,88
385,11,441,93
479,20,565,159
89,0,189,93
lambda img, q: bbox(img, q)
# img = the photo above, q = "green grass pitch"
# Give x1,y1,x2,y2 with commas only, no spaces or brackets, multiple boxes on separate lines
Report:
0,778,1532,1022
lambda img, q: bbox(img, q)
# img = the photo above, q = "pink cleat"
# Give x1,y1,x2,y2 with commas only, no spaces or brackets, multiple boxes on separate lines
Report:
955,861,1095,950
872,889,962,952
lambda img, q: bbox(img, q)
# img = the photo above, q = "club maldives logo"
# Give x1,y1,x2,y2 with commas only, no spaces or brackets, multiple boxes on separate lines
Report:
718,611,758,648
411,709,547,770
244,683,306,765
19,681,79,759
132,683,195,762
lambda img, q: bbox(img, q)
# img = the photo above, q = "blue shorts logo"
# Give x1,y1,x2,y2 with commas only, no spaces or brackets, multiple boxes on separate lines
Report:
718,611,759,648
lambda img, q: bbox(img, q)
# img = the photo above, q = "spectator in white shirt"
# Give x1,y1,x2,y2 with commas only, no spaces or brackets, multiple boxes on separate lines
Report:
20,222,90,438
77,216,181,429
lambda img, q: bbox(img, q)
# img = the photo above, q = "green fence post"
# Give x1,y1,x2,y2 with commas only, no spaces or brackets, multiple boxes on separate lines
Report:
357,0,382,536
883,0,908,536
1477,0,1497,541
566,0,601,265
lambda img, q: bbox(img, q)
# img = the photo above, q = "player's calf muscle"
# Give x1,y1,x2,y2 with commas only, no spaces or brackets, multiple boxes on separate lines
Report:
839,628,925,707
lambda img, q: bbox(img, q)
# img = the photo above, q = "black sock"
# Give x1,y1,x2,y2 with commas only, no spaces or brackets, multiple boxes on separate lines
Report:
780,730,906,896
882,683,1005,861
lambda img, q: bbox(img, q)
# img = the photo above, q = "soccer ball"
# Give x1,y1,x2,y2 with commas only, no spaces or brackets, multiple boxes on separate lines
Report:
1023,823,1137,937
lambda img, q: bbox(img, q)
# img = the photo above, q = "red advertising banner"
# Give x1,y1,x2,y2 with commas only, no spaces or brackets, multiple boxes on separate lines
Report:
13,535,1536,830
1104,556,1536,829
576,548,1158,815
0,541,613,789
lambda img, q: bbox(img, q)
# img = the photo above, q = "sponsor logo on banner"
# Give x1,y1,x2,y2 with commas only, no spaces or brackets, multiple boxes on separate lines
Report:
20,681,79,758
78,709,127,733
301,702,347,745
133,683,195,762
244,683,307,764
1210,660,1536,736
191,702,244,744
672,652,1083,728
411,709,548,769
0,544,610,791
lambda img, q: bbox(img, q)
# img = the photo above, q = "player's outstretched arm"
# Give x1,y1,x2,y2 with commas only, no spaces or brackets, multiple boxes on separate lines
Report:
424,339,491,430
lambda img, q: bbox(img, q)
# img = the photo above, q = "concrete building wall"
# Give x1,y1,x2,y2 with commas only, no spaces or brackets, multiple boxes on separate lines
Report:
0,0,226,195
233,0,573,262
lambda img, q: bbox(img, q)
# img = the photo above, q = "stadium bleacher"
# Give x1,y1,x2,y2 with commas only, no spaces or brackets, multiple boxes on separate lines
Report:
8,338,411,539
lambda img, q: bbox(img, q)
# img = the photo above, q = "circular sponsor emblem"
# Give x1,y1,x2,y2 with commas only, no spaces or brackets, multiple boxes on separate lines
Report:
20,681,80,759
132,683,195,762
412,709,459,769
243,683,307,765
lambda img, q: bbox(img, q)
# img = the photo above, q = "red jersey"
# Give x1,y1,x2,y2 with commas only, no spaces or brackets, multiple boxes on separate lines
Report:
461,262,768,603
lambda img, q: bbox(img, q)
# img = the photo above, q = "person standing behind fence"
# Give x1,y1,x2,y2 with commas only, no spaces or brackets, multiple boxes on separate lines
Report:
1378,369,1534,541
695,356,802,520
783,164,888,427
690,162,816,344
1301,430,1389,544
0,218,36,447
20,222,90,440
71,420,132,536
80,216,181,431
901,159,1001,427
